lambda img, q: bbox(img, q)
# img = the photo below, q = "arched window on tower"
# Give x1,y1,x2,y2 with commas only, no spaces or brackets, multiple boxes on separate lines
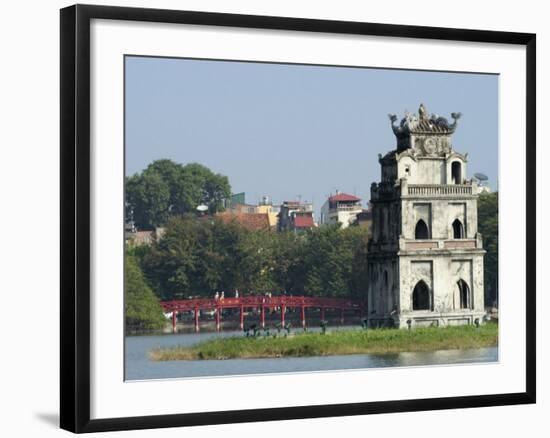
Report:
412,280,432,311
451,161,462,184
415,219,429,239
456,279,471,309
452,219,464,239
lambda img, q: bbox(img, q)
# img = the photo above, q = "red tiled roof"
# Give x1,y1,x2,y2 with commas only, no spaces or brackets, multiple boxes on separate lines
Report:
329,193,361,202
216,212,271,231
293,215,314,228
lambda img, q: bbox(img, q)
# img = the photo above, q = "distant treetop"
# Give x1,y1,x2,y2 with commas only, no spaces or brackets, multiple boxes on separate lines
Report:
126,159,231,228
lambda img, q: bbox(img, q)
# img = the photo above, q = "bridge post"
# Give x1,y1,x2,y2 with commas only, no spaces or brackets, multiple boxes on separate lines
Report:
301,305,306,329
240,305,244,330
340,308,345,325
215,307,221,332
281,304,286,326
194,307,199,332
260,304,265,329
172,311,177,333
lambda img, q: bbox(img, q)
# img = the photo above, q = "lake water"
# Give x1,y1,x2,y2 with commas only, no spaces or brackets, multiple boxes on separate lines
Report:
125,328,498,381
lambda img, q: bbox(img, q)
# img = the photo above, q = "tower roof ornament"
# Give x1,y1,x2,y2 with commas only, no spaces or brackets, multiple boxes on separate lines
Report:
418,103,428,121
388,104,462,139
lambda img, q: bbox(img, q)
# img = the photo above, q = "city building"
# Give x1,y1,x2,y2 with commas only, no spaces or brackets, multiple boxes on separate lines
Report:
278,200,315,232
229,203,255,214
367,104,486,328
320,192,362,228
292,211,315,231
227,192,246,208
255,196,280,228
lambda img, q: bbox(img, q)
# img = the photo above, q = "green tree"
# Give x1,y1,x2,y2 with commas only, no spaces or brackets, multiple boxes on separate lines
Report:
271,231,307,294
301,224,356,297
125,255,166,331
180,163,231,214
141,215,201,300
141,215,247,299
347,226,370,298
126,172,170,228
197,217,246,294
477,192,499,306
236,228,278,293
126,160,231,228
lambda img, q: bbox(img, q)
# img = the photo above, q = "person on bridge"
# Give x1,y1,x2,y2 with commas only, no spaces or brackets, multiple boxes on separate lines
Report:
214,291,219,301
235,289,239,298
220,291,225,301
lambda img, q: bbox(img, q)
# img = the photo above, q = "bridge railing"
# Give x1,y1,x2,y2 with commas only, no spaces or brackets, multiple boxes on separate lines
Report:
161,296,363,312
162,295,365,333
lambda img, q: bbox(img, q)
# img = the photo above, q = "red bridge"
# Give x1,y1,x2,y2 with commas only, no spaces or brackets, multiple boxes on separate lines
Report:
161,296,365,332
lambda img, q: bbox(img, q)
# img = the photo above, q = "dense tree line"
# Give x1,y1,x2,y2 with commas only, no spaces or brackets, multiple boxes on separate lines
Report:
132,216,371,301
126,159,231,228
477,191,498,306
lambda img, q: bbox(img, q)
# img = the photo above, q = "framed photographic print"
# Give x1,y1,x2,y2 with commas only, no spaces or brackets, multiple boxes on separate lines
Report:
60,4,536,433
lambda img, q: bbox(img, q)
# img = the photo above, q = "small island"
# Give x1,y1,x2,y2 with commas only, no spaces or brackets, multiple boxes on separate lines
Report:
149,323,498,361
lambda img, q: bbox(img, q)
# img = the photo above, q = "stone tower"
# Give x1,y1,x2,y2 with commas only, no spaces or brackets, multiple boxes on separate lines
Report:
366,104,486,328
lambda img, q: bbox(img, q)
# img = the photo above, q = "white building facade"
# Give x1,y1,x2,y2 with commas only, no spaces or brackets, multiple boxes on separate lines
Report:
367,104,486,328
320,193,362,229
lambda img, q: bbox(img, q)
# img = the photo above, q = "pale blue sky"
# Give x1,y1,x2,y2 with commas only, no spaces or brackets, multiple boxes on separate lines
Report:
125,56,498,219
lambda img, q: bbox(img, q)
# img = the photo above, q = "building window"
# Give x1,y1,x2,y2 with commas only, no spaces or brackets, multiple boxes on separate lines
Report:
452,219,464,239
457,279,470,309
415,219,429,239
451,161,462,184
412,280,431,311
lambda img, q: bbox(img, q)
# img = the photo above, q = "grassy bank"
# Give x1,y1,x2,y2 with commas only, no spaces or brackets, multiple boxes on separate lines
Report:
150,322,498,361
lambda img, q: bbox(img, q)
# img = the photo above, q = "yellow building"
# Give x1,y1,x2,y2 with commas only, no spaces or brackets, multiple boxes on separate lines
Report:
255,204,279,228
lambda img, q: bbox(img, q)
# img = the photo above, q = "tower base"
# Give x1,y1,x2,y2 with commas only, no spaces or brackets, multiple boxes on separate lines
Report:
367,310,487,329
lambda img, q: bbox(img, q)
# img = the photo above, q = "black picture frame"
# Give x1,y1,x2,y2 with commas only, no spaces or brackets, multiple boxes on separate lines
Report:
60,4,536,433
